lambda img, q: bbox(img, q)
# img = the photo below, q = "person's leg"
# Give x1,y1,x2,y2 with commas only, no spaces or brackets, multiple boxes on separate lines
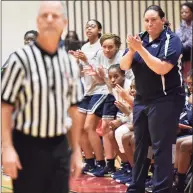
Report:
80,121,94,159
174,136,190,169
84,95,108,176
88,119,116,177
101,94,118,167
77,97,96,172
78,96,95,160
81,131,94,158
127,103,150,193
176,137,192,192
147,95,185,193
112,126,132,181
109,130,128,162
88,95,119,177
83,94,106,163
130,134,135,153
178,137,192,173
122,130,136,165
122,132,134,167
102,119,115,160
78,112,96,172
84,114,104,161
45,136,71,193
12,130,53,193
110,124,133,180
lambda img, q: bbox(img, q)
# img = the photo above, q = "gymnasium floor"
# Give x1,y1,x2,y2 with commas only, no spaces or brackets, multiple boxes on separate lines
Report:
2,156,128,193
2,174,127,193
2,175,12,193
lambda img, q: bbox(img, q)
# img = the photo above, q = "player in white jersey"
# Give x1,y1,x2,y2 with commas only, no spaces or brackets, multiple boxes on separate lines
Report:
107,68,135,183
84,34,134,177
69,20,108,173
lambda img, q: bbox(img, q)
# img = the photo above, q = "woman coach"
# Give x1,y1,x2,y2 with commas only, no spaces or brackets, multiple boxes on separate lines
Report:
121,5,185,193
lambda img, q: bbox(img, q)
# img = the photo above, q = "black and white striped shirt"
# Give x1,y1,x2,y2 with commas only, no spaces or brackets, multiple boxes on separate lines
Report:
1,42,83,138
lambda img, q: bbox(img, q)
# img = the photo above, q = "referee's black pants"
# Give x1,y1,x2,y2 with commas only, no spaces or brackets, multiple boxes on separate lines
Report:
127,94,185,193
12,130,71,193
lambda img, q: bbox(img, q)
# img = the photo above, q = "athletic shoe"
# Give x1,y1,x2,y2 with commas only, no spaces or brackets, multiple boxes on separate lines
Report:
86,164,105,176
82,163,95,174
115,172,132,184
111,163,131,178
88,165,116,177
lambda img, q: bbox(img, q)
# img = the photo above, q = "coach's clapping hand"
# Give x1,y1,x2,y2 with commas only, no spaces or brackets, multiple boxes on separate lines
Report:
127,34,143,52
2,146,22,179
126,35,136,53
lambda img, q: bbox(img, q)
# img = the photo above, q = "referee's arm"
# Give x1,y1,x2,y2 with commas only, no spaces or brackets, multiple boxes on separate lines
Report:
1,54,24,179
1,59,14,149
2,103,14,149
1,54,25,148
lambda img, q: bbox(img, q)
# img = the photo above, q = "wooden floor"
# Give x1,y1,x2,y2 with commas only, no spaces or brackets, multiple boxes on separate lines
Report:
2,175,13,193
70,175,127,193
2,157,123,193
2,174,127,193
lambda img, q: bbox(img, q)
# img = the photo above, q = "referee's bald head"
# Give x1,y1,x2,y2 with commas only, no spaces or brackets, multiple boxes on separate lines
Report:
38,1,67,19
37,1,68,39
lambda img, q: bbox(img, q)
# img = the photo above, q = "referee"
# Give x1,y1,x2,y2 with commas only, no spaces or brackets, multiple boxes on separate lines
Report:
1,2,83,193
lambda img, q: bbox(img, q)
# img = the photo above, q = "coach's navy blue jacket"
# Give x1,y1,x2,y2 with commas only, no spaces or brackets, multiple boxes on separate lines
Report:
124,27,185,102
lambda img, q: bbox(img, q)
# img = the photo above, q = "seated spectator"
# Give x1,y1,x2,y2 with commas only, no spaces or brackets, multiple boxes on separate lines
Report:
24,30,38,45
2,30,38,71
82,34,132,177
176,2,193,80
178,70,193,137
173,71,193,192
118,79,136,168
174,135,192,193
68,20,103,175
106,65,134,182
186,70,193,104
59,30,82,51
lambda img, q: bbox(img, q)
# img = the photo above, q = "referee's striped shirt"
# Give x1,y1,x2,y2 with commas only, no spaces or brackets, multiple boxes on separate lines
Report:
1,42,83,138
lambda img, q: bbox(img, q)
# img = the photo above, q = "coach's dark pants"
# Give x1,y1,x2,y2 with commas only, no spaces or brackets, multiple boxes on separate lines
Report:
12,130,71,193
127,94,185,193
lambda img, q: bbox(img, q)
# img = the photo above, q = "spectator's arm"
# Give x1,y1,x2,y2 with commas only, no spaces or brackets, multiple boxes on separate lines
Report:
178,123,192,129
114,100,132,116
115,84,134,108
188,94,192,104
129,125,134,131
109,119,122,131
182,34,192,52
